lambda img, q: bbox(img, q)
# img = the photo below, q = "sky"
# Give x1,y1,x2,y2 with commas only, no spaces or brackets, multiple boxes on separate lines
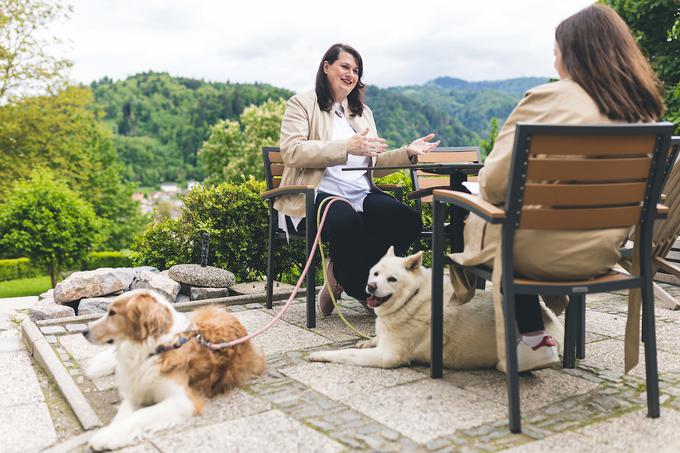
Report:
54,0,594,93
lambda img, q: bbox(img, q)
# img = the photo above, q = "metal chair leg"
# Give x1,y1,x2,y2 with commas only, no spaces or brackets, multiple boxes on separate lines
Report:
431,200,445,379
642,278,660,417
575,295,586,359
563,296,578,369
504,290,521,433
266,212,277,310
305,198,316,329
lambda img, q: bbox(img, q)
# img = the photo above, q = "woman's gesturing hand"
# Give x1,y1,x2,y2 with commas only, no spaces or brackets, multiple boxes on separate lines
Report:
406,133,440,157
347,128,388,157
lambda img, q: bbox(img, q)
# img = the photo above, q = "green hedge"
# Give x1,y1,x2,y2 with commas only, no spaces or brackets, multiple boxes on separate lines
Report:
0,258,42,281
0,251,132,281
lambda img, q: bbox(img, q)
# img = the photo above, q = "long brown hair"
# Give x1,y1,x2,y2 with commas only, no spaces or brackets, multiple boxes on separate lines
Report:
315,43,366,117
555,3,665,122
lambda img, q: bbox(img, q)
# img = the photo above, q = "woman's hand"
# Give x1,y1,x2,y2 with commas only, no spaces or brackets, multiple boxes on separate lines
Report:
347,128,388,157
406,133,440,157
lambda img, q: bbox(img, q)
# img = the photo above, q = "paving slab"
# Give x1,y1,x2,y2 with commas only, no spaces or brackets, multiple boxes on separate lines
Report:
502,429,601,452
280,361,426,400
344,378,506,443
583,310,628,338
0,350,46,407
443,368,598,412
232,310,331,355
653,322,680,355
1,402,57,453
580,338,680,378
278,302,376,342
183,389,272,429
59,333,107,363
0,334,22,352
151,409,343,453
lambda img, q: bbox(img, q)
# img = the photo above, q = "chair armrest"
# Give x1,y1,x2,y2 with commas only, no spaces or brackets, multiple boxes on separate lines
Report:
660,193,667,202
406,186,448,200
261,185,315,201
656,203,669,219
433,189,506,224
377,184,403,202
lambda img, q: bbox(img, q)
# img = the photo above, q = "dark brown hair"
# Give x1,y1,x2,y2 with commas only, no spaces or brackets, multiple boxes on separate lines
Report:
315,43,366,116
555,3,665,122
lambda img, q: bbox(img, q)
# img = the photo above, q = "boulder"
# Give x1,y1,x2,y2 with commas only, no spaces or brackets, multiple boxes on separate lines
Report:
38,289,54,302
131,271,181,302
29,298,76,321
190,287,229,301
53,267,158,303
175,293,190,303
167,264,235,288
78,297,115,315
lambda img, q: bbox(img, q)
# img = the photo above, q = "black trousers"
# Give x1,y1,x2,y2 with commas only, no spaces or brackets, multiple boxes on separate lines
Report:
515,294,544,334
289,191,421,299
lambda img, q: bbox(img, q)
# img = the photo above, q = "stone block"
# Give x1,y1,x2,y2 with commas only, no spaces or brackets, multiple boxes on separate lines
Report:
29,301,75,321
65,323,88,333
78,297,115,315
229,280,294,295
130,271,181,301
176,293,190,303
190,286,229,301
168,264,235,287
39,326,66,336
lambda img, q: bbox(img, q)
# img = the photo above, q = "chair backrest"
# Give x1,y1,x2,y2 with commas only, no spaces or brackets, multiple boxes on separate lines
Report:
507,123,674,232
411,146,481,203
262,147,284,191
653,136,680,257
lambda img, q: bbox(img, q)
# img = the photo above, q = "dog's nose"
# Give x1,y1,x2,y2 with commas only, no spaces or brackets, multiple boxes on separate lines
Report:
367,282,376,293
82,329,89,339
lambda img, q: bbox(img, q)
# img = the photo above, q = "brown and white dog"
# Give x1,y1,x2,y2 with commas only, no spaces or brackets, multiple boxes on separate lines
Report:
83,289,264,451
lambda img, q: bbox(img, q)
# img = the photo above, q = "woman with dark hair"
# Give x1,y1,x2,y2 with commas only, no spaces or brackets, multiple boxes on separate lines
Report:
275,43,439,315
450,3,665,372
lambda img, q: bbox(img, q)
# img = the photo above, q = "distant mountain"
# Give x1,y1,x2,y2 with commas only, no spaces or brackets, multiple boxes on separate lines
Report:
91,72,547,185
382,76,549,136
91,72,293,186
429,77,548,95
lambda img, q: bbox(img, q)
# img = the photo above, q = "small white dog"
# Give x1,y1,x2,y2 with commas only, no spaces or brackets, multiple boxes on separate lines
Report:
309,247,563,370
83,289,264,451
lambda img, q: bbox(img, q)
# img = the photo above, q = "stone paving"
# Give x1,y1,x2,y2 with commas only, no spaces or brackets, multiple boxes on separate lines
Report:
3,285,680,452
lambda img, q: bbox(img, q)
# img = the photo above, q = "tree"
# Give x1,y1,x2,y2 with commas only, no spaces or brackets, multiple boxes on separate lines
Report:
479,117,500,160
198,99,286,184
0,0,72,103
0,86,146,250
0,169,101,287
602,0,680,129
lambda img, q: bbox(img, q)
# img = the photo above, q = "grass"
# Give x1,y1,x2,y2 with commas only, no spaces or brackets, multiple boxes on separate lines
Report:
0,275,52,298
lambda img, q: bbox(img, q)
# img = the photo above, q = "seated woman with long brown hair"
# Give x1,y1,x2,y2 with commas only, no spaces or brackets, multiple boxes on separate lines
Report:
451,3,666,372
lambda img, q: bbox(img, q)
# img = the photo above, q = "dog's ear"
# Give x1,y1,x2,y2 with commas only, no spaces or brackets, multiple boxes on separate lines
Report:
385,246,395,257
403,251,423,272
128,294,172,341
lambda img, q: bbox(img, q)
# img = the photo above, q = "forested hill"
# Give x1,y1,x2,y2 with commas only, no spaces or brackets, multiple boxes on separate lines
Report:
92,72,546,186
91,72,293,185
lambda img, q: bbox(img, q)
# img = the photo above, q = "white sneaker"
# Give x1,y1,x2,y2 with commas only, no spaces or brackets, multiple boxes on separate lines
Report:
497,335,560,373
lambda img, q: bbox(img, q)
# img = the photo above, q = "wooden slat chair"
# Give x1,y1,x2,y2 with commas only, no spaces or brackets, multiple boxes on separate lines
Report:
621,136,680,309
261,147,406,328
261,147,317,327
406,146,481,251
430,123,674,433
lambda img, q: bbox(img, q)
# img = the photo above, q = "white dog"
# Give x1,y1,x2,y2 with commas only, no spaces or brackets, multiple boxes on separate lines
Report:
83,289,264,451
309,247,563,370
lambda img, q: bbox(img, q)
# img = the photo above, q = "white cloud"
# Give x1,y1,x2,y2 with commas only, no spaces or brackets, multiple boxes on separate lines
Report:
54,0,594,92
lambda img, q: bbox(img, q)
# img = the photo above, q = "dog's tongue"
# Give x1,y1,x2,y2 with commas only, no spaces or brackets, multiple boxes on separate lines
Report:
367,296,380,308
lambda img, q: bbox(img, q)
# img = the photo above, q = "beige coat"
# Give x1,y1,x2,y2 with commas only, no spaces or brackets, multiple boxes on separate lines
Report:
274,90,413,218
447,79,636,371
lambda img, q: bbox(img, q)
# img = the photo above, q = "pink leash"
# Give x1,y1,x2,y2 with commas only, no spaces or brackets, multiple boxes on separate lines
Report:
195,197,343,350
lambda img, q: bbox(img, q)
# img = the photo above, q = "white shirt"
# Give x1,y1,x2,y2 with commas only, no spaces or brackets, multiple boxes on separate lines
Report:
278,103,371,237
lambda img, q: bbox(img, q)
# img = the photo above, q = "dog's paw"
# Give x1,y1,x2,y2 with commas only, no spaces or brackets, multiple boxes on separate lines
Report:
355,337,377,349
88,425,135,451
85,348,116,379
307,351,331,363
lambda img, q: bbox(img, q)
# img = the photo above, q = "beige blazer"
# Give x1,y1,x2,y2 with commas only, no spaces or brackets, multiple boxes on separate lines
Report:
450,79,629,280
274,90,413,218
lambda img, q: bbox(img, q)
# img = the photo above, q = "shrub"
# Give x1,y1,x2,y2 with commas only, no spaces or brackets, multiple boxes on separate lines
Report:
0,258,42,281
132,178,306,283
83,251,132,270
